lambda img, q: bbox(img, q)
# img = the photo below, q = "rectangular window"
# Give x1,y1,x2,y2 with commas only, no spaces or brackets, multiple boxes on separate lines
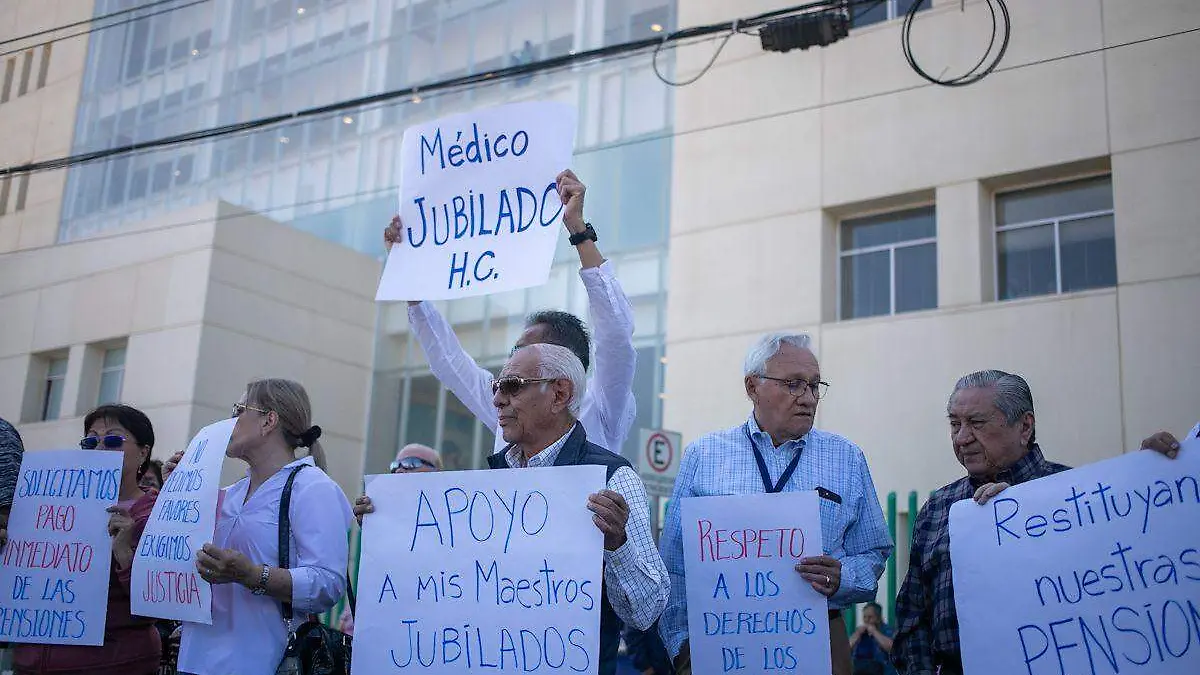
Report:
42,357,68,421
35,43,51,89
852,0,926,28
97,347,126,406
0,177,10,216
1,57,14,102
996,176,1116,301
17,49,34,96
840,206,938,319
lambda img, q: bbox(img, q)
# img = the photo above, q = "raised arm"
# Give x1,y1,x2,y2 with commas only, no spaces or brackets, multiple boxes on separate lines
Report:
386,216,500,431
557,170,638,451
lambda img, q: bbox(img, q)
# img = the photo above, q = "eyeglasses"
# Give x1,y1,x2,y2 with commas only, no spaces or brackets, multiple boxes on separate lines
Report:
758,376,830,400
390,456,437,472
231,402,271,418
80,434,127,450
490,376,559,397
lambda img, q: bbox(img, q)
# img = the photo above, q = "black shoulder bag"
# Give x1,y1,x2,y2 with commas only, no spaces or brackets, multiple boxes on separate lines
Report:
275,465,355,675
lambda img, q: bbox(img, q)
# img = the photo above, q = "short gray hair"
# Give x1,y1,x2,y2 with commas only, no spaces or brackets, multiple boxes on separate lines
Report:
526,343,586,417
949,370,1037,444
744,332,815,377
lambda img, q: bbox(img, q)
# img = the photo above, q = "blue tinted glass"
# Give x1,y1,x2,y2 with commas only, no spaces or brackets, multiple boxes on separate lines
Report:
895,242,937,313
996,176,1113,225
998,224,1056,300
841,249,890,319
842,207,935,251
1060,214,1116,293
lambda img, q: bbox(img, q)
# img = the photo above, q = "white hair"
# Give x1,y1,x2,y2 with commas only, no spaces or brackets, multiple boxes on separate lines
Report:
527,343,586,417
744,332,815,377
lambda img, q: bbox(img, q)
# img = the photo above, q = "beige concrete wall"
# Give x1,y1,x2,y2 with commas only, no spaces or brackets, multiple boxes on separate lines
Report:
0,0,94,251
0,201,380,497
665,0,1200,506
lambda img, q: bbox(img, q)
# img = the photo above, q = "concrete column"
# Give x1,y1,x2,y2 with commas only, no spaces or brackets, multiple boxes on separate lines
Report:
935,181,994,308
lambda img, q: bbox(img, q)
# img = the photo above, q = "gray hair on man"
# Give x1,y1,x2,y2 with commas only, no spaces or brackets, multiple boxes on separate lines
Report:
525,343,587,417
949,369,1037,444
744,332,815,377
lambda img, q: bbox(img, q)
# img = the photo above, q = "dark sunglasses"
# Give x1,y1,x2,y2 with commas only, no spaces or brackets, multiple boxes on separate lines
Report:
390,456,436,472
490,376,559,397
80,434,127,450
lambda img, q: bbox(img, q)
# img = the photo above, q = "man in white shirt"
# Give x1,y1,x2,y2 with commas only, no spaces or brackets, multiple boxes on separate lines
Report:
383,169,637,455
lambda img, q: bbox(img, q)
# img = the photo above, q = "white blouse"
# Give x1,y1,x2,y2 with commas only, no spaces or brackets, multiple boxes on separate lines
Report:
178,457,353,675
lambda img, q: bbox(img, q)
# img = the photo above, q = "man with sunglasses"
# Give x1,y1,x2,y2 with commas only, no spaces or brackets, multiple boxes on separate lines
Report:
491,342,668,675
383,169,637,456
658,332,893,675
389,443,442,473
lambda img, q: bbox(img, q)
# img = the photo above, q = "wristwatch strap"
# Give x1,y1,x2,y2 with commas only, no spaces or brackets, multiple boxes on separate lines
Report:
568,223,597,246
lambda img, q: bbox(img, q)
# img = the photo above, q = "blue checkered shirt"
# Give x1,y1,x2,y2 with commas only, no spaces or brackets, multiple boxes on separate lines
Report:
658,414,894,658
890,444,1070,675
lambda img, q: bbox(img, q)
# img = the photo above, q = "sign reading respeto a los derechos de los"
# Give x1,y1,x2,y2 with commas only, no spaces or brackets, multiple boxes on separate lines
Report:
376,101,578,302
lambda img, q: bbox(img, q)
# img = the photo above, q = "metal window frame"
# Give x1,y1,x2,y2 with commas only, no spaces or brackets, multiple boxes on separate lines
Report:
42,357,68,421
994,207,1115,299
98,351,126,405
837,202,937,321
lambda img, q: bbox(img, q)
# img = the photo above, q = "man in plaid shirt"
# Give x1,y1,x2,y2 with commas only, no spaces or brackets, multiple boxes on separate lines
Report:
891,370,1187,675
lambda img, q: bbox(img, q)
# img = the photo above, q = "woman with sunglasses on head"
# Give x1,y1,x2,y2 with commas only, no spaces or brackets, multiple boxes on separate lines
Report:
13,404,162,675
176,378,352,675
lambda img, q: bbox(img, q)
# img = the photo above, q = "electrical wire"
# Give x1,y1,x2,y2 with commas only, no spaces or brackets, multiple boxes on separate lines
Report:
0,0,846,178
902,0,1011,87
0,0,207,48
0,0,212,60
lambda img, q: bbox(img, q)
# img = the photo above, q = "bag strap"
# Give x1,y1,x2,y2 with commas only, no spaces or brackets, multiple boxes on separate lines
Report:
278,465,306,622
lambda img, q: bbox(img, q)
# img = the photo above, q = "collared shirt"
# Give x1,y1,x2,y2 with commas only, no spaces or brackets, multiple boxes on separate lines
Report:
178,457,354,675
408,260,637,453
658,414,894,658
891,444,1070,675
502,423,670,631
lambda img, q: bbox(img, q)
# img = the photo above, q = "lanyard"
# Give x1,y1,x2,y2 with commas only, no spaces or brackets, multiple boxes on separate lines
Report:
743,423,803,494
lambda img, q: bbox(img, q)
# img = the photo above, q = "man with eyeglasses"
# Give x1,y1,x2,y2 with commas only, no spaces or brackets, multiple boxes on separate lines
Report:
383,169,637,456
658,332,893,675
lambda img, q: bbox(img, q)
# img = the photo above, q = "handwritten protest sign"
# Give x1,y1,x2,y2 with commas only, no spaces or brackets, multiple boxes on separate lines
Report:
375,101,578,302
0,450,123,646
351,465,605,673
950,434,1200,675
131,418,234,623
680,492,830,675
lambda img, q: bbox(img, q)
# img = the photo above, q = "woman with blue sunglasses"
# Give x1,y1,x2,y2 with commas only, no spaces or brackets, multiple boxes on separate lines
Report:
13,404,162,675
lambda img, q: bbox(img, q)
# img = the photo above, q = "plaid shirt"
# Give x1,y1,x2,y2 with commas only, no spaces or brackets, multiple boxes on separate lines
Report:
659,414,893,658
891,444,1070,674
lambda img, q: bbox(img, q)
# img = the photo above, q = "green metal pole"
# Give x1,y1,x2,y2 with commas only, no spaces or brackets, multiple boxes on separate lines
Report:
884,492,897,626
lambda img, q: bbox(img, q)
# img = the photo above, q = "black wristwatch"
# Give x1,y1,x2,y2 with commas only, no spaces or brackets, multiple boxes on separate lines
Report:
568,223,598,246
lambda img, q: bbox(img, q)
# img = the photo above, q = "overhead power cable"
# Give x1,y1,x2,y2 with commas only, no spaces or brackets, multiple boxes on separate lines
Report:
0,0,212,60
0,0,207,48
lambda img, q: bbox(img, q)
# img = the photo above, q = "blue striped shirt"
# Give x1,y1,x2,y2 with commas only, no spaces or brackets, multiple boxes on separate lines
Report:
658,414,894,658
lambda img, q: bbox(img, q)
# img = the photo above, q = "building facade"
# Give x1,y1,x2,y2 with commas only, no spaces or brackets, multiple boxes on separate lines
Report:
1,0,1198,615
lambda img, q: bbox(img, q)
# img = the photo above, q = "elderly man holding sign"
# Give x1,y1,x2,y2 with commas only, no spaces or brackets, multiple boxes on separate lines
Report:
384,167,637,457
890,369,1186,675
658,332,893,675
355,342,668,675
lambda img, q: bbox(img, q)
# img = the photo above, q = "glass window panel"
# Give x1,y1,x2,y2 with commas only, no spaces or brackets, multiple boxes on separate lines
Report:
98,370,123,405
840,249,890,319
151,161,173,193
43,357,67,421
404,375,439,448
624,66,666,138
129,167,149,200
175,155,195,185
841,207,935,251
619,345,660,462
48,358,67,377
894,242,938,313
441,392,477,471
599,73,621,143
102,347,126,369
996,176,1113,225
125,20,150,79
617,138,670,250
194,29,212,53
997,224,1056,300
1060,214,1117,293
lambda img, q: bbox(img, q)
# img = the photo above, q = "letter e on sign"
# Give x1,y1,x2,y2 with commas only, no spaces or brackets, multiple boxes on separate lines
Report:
637,429,682,499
